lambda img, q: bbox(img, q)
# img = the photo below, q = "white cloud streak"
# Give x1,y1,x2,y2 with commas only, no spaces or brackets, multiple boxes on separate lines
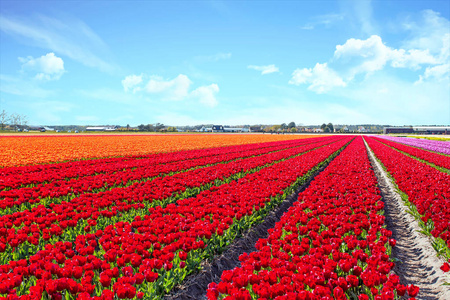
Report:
248,64,279,75
0,15,115,72
122,73,220,106
145,74,192,101
301,13,344,30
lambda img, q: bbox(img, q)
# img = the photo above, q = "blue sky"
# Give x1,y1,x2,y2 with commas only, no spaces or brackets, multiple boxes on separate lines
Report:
1,0,449,126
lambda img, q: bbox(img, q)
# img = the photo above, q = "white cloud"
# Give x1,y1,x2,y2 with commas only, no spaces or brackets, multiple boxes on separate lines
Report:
402,10,450,55
122,74,143,93
145,74,192,101
416,63,450,83
334,35,443,78
19,52,65,80
248,64,279,75
289,63,346,93
191,84,219,107
0,15,115,72
120,73,220,106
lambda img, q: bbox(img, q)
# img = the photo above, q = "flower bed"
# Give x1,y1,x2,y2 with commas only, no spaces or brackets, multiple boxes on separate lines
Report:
0,134,321,168
1,137,337,212
0,138,315,190
1,137,346,263
375,136,450,170
0,138,351,299
366,136,450,273
207,137,419,300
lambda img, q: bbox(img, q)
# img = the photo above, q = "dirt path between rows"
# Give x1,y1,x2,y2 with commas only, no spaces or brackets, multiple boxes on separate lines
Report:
165,154,337,300
364,139,450,300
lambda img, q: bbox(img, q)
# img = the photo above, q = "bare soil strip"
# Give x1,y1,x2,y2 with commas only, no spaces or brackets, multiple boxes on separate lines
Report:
365,139,450,300
164,155,336,300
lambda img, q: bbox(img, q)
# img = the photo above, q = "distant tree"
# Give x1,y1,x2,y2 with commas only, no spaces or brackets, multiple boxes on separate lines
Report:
272,125,282,132
324,126,332,133
288,121,296,128
126,124,130,131
321,123,327,131
0,110,9,130
327,123,334,132
154,123,164,131
137,124,145,131
21,114,28,128
167,126,177,132
290,127,297,133
10,113,21,131
281,123,287,129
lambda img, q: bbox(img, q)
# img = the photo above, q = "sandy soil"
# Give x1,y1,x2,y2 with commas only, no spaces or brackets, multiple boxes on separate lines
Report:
364,139,450,300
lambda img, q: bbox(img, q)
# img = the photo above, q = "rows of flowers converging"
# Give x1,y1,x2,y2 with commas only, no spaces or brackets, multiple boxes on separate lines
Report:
366,137,450,272
374,136,450,170
378,136,450,155
0,137,352,299
0,138,313,191
1,137,334,212
207,136,419,300
0,137,346,262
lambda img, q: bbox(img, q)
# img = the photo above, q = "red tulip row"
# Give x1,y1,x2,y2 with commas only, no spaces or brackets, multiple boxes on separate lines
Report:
207,136,419,300
1,138,312,191
0,137,352,300
0,137,347,262
1,137,335,213
365,137,450,271
373,136,450,171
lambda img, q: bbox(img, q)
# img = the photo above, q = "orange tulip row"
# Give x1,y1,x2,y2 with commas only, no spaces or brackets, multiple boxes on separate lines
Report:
0,134,322,168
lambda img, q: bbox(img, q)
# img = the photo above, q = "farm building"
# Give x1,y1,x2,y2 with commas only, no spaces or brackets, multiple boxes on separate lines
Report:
208,125,250,133
383,126,449,134
86,126,118,131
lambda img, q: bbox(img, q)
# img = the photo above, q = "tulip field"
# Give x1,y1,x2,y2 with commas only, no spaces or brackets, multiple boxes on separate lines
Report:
0,134,449,299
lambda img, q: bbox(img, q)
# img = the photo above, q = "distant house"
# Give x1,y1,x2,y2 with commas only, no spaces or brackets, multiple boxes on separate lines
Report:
212,125,224,132
86,126,118,131
224,127,249,133
250,126,263,132
198,126,212,132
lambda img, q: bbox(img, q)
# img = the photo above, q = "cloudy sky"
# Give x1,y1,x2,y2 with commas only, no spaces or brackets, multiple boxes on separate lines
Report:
0,0,449,126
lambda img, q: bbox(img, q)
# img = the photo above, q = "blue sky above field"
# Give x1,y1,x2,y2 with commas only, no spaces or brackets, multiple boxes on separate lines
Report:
0,0,449,126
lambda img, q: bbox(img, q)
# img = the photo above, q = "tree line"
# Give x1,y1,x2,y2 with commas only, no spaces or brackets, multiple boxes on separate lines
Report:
0,110,28,131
